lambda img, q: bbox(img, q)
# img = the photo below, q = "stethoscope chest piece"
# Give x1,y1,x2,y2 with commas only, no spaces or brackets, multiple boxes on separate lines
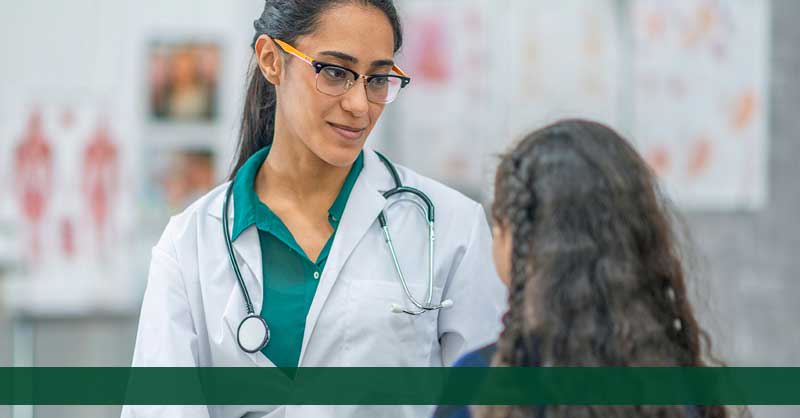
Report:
237,314,270,353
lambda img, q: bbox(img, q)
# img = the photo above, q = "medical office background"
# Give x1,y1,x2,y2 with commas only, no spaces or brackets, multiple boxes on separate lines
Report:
0,0,797,417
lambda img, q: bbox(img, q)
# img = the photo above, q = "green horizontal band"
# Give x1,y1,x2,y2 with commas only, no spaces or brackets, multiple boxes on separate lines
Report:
1,367,799,405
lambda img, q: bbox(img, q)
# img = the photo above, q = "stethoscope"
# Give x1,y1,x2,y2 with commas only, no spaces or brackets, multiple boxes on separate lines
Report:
223,151,453,354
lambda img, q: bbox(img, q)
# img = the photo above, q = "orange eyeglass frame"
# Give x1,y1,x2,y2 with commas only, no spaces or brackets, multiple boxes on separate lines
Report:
273,38,411,84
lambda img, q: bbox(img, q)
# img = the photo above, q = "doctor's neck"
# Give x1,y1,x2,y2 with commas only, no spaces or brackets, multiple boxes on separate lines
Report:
259,132,353,202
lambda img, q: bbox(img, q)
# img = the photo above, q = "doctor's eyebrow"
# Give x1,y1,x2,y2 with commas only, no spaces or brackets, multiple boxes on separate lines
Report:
318,50,395,70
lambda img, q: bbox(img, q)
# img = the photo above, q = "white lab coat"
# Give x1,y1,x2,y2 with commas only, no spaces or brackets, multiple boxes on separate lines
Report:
121,147,506,418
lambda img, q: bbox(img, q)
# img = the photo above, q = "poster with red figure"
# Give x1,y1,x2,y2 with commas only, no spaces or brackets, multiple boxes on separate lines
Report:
81,121,120,256
630,0,770,210
389,0,768,210
1,99,136,314
13,109,53,264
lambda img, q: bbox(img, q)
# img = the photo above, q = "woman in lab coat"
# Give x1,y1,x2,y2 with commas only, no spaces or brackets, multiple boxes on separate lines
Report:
122,1,505,417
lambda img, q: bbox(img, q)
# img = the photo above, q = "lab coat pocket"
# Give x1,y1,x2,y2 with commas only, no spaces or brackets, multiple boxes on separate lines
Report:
345,280,442,366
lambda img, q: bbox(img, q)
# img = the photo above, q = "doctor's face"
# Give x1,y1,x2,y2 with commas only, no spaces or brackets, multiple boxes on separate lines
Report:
275,4,396,168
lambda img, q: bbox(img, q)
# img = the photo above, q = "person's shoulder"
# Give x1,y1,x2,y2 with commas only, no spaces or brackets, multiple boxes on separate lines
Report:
182,181,229,218
389,160,482,216
432,343,497,418
155,182,229,251
452,342,498,367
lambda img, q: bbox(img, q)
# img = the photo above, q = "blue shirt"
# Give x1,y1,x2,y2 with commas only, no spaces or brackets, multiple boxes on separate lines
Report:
432,342,705,418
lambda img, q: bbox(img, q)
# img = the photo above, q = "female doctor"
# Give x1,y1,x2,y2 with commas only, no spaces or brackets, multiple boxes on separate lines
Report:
123,1,505,417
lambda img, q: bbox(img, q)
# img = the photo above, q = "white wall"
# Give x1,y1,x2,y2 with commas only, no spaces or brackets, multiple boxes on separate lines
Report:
0,2,263,416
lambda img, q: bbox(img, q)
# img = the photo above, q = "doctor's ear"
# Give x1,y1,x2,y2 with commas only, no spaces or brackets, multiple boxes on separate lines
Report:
254,35,283,86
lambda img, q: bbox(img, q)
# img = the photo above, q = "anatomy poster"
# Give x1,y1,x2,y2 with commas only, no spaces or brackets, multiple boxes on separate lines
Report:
629,0,770,210
0,98,137,314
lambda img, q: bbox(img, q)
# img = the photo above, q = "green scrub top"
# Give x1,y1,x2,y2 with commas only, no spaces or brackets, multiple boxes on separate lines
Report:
230,146,363,367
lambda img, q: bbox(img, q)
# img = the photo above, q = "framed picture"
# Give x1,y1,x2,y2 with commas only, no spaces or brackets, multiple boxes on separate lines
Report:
147,41,220,123
144,146,217,216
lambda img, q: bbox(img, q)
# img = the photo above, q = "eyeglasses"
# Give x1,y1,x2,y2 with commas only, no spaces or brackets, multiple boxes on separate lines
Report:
273,38,411,104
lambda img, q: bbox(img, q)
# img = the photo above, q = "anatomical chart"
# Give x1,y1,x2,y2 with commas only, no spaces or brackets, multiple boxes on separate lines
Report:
1,99,137,314
630,0,770,210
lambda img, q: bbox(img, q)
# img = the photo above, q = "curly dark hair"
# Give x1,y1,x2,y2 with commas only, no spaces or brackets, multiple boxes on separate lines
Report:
478,119,727,418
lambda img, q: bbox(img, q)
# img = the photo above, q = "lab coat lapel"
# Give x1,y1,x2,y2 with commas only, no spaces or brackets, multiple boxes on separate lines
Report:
210,185,269,367
230,228,264,301
220,187,264,302
298,149,390,364
208,183,265,294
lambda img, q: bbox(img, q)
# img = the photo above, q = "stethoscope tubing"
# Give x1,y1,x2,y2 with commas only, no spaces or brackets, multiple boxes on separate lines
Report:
224,150,450,353
222,184,256,316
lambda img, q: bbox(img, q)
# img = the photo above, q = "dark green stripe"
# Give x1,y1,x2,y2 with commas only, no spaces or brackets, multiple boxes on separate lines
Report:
1,367,799,405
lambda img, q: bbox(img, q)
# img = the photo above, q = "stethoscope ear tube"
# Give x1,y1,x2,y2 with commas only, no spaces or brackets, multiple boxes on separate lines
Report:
382,187,434,223
375,152,451,315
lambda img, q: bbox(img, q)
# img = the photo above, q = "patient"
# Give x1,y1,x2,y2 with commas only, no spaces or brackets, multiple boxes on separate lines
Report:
434,119,728,418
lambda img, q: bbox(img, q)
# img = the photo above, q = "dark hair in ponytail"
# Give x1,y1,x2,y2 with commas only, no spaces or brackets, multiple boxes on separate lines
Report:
479,120,729,418
230,0,403,179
